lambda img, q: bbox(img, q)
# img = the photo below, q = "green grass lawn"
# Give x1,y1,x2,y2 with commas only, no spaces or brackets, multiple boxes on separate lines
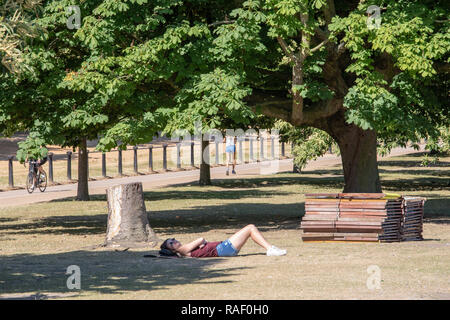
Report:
0,152,449,299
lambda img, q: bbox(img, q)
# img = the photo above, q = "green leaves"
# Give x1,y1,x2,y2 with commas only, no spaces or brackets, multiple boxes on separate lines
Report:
275,120,335,171
330,1,450,79
292,81,334,102
173,68,253,130
2,0,449,163
311,0,326,10
16,132,48,164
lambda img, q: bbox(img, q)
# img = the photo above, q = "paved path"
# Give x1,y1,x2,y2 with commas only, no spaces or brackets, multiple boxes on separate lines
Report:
0,145,424,208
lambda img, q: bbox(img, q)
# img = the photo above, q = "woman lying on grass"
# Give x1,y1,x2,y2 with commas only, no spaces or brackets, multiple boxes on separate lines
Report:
159,224,287,258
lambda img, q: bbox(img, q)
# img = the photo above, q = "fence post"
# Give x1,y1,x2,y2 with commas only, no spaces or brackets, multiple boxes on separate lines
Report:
102,152,106,177
48,152,54,184
190,142,195,167
8,155,14,188
118,149,123,176
291,142,299,172
176,143,181,169
281,142,285,158
67,151,72,180
250,137,254,162
133,146,138,174
162,144,168,171
148,146,154,172
86,150,89,180
215,140,220,165
271,136,275,159
259,136,264,161
238,138,243,163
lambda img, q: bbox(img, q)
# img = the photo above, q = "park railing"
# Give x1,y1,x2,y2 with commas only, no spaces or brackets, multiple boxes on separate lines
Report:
1,136,295,190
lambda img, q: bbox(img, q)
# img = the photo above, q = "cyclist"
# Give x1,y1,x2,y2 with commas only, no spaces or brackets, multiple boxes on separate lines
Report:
28,151,48,189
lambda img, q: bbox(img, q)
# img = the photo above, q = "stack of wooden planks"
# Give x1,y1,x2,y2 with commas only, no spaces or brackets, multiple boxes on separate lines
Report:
300,193,419,243
402,197,425,241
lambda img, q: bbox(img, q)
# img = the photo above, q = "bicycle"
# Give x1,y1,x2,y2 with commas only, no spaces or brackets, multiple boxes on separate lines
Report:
26,160,47,193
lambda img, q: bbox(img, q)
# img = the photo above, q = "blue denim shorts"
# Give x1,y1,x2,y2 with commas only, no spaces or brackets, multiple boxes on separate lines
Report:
216,239,239,257
225,145,236,153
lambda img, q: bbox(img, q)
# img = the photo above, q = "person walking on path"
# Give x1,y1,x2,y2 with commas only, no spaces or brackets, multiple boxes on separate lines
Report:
224,135,237,175
159,224,287,258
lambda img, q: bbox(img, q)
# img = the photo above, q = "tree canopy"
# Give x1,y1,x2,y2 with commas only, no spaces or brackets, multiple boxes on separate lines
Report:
0,0,449,194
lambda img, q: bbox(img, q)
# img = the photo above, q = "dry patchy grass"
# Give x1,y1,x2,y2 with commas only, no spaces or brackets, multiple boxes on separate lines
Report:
0,153,448,299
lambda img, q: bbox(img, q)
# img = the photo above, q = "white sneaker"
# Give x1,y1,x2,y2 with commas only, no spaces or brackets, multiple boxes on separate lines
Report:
266,245,287,256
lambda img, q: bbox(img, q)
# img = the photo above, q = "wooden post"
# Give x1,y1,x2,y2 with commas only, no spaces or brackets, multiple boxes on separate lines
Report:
118,149,123,176
271,136,275,159
190,142,195,167
162,144,168,171
76,137,89,201
250,137,254,162
86,150,89,180
102,152,106,177
133,146,138,174
215,140,220,165
8,155,13,188
105,182,158,248
67,151,72,180
292,142,299,173
238,139,243,163
176,143,181,169
259,137,264,161
48,152,54,183
148,146,154,172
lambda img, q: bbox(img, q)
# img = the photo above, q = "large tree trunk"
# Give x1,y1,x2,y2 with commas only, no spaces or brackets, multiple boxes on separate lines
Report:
199,139,211,186
105,182,158,248
337,127,381,193
319,110,382,193
76,137,90,201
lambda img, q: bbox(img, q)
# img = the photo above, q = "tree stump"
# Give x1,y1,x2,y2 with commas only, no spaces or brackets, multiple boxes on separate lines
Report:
105,182,158,248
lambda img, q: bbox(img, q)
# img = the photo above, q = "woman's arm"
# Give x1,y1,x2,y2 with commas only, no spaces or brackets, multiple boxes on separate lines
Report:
177,238,206,256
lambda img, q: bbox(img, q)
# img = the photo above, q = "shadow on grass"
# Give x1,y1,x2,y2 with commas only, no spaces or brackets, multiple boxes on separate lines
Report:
149,202,304,235
199,175,344,190
0,201,304,237
0,249,245,298
0,214,107,235
49,188,293,203
2,193,447,239
423,198,450,221
377,151,450,168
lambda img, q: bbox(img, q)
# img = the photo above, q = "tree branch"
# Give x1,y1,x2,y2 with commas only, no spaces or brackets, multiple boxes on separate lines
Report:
337,41,346,57
249,100,292,122
310,38,329,53
322,0,336,26
207,20,236,28
301,98,344,126
277,37,297,62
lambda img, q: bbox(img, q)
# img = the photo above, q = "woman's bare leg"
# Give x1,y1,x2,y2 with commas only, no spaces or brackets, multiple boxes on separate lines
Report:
226,152,231,172
229,224,272,251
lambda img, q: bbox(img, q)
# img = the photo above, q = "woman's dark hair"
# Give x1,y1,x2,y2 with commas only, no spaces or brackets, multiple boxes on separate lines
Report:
159,238,179,257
